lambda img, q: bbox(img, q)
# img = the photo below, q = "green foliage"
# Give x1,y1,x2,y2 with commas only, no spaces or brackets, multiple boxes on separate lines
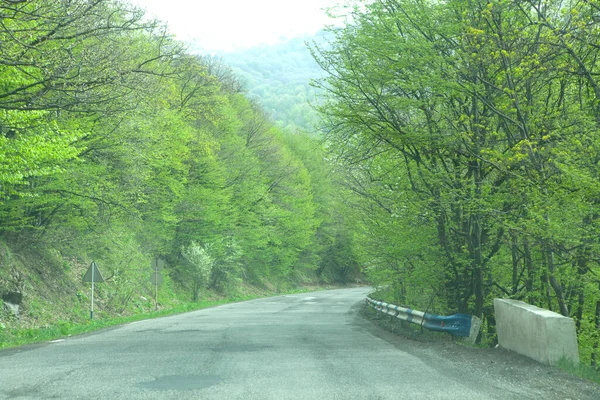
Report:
0,111,82,200
214,35,326,133
556,358,600,385
0,0,361,353
210,236,244,294
313,0,600,363
181,241,214,301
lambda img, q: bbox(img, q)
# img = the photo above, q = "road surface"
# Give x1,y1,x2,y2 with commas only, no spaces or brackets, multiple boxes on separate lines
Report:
0,287,597,399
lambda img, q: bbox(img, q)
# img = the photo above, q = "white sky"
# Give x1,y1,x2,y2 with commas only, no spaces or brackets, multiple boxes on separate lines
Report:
128,0,341,52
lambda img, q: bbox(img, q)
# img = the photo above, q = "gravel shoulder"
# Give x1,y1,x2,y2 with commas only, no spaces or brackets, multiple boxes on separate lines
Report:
358,304,600,400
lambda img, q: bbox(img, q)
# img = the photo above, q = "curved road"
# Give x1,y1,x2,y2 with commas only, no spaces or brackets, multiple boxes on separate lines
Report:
0,287,597,399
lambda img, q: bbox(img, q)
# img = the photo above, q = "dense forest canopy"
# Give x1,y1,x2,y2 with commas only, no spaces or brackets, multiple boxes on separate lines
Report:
2,0,599,371
206,35,326,133
0,0,361,332
312,0,600,366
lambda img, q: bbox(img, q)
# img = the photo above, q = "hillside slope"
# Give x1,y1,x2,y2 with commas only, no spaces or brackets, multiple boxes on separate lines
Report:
201,34,326,133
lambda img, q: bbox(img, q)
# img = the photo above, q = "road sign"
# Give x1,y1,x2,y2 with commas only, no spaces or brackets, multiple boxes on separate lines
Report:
150,271,163,285
83,261,104,320
151,257,164,272
83,261,104,283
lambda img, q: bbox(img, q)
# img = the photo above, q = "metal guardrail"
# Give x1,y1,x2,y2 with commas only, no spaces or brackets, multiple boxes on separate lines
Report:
366,297,481,344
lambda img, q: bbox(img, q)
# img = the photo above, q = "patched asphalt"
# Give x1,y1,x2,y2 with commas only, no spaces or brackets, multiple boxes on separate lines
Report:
0,287,598,399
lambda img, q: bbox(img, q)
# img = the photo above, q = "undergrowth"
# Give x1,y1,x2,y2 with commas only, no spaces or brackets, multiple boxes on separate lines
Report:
557,358,600,385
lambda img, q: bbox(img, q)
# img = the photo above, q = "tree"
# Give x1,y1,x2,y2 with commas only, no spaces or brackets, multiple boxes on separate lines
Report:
181,241,214,301
0,0,181,114
312,0,600,359
0,0,186,232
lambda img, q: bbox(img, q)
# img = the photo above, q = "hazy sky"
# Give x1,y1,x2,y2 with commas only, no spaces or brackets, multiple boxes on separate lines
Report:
128,0,341,52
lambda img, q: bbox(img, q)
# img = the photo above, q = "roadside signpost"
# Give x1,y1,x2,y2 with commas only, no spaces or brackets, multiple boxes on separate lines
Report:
151,257,165,310
83,261,104,319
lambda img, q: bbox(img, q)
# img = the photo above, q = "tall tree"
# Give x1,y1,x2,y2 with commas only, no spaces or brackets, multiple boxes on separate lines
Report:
313,0,600,359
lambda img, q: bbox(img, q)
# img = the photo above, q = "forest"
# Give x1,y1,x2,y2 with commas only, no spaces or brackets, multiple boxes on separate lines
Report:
214,35,325,133
0,0,360,342
2,0,600,371
312,0,600,366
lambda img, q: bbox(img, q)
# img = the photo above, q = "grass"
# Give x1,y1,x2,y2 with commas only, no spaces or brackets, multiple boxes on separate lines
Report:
0,286,324,350
0,298,227,350
556,357,600,385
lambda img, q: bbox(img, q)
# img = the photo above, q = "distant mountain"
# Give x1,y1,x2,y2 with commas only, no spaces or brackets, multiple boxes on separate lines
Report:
192,34,327,134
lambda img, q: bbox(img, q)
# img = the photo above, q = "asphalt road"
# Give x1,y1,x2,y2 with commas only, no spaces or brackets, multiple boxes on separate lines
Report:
0,287,598,399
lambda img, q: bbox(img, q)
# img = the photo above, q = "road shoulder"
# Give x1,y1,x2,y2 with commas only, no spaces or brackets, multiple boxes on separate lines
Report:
357,303,600,400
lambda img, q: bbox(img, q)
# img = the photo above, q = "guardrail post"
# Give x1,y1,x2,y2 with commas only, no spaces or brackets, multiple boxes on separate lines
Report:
464,315,481,345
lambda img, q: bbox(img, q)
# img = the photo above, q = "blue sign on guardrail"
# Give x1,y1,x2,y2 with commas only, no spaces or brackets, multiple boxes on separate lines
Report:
420,312,473,337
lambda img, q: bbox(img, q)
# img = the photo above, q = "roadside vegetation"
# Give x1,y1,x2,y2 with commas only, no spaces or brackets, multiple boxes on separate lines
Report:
2,0,599,381
312,0,600,368
0,0,361,349
0,285,327,350
213,35,325,134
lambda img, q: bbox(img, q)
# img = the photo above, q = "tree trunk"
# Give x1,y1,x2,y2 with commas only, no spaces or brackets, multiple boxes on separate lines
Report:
510,233,519,294
523,238,535,303
544,241,569,316
193,283,199,302
541,270,553,312
592,289,600,369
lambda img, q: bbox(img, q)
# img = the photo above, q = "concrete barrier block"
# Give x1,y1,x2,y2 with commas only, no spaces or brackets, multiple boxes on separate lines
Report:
494,298,579,366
